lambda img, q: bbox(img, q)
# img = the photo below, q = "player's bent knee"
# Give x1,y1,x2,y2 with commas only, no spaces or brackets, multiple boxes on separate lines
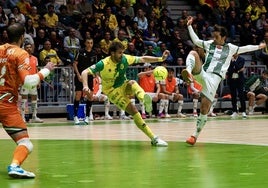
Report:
17,138,34,153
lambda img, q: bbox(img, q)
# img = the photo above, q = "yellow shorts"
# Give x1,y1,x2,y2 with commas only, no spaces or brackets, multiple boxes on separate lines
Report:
107,82,131,111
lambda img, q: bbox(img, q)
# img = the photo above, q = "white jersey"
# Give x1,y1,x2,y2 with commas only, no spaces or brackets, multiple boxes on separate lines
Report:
188,25,259,78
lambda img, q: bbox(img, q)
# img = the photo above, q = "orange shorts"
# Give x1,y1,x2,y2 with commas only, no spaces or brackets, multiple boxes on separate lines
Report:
0,102,26,129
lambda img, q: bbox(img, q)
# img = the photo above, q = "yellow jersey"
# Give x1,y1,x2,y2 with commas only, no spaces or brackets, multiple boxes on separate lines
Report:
88,54,138,94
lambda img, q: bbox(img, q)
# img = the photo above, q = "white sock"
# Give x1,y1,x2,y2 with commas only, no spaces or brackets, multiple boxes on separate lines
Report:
193,113,207,138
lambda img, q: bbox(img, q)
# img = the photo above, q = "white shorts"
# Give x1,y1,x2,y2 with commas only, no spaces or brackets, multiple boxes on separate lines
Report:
20,85,38,96
194,69,222,102
145,92,158,99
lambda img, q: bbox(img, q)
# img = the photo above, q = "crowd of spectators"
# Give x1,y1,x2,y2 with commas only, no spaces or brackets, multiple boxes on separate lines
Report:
0,0,267,68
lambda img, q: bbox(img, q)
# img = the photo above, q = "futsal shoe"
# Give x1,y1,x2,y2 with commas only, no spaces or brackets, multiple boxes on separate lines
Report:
105,115,113,120
242,112,247,119
151,136,168,147
31,117,44,123
143,94,152,113
8,165,35,179
186,136,197,145
177,113,186,118
74,116,80,125
181,69,194,83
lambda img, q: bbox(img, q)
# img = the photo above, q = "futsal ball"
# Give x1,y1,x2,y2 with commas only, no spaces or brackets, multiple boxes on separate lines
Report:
153,66,168,81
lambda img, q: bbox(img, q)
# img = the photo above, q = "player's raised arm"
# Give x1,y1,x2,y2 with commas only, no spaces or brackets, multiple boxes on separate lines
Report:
138,50,170,63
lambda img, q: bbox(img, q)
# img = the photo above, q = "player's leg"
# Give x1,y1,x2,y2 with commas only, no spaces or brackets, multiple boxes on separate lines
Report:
186,96,211,145
247,91,255,115
126,80,152,113
108,87,167,146
30,87,43,123
1,105,35,178
182,50,203,83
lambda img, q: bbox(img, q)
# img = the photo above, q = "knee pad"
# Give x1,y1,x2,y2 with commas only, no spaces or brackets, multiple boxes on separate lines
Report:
17,138,33,153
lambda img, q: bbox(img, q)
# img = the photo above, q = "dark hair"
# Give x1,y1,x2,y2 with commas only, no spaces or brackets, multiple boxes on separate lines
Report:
7,23,25,43
109,41,124,53
263,69,268,75
213,25,228,37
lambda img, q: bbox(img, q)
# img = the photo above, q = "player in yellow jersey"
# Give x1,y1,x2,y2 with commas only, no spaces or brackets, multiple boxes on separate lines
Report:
81,41,169,147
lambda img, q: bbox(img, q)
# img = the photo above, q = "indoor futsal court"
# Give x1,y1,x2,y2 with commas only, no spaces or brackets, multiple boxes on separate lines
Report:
0,114,268,188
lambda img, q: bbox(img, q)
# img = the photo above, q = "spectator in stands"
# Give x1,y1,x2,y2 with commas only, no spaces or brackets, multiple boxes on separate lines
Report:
77,0,93,15
34,28,48,57
133,0,152,16
125,0,135,19
225,10,242,42
63,27,81,63
239,20,257,45
0,29,9,45
45,0,61,14
20,43,43,123
25,18,36,39
102,6,118,33
258,0,267,14
246,60,262,77
0,5,9,32
198,0,215,20
211,0,226,25
225,0,240,21
143,20,159,48
246,69,268,115
226,54,247,118
152,0,163,19
177,9,189,23
138,63,169,119
158,8,174,31
143,44,156,57
256,13,267,37
114,18,132,41
43,4,59,30
99,31,112,57
58,5,77,31
133,8,148,32
125,42,142,56
158,20,172,47
155,42,173,65
32,0,47,16
160,68,186,118
174,18,194,48
259,31,268,68
131,29,145,54
92,0,106,18
171,41,189,64
147,10,159,29
113,29,129,50
73,37,96,125
116,6,132,27
16,0,31,15
39,40,63,102
9,6,25,25
245,0,262,26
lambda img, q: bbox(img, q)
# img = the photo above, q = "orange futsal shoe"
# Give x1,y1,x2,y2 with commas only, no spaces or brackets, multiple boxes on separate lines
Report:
186,136,197,145
181,69,194,83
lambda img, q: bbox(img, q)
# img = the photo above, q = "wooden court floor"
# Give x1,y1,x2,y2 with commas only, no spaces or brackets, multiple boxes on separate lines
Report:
0,114,268,188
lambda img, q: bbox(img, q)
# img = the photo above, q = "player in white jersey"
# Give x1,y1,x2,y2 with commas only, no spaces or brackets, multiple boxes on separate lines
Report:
181,16,267,145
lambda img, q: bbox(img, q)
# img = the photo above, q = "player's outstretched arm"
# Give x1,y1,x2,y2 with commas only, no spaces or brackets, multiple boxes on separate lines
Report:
23,62,54,89
138,50,170,63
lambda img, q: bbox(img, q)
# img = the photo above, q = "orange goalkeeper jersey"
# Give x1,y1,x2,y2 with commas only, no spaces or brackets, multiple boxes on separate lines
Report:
0,43,30,102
